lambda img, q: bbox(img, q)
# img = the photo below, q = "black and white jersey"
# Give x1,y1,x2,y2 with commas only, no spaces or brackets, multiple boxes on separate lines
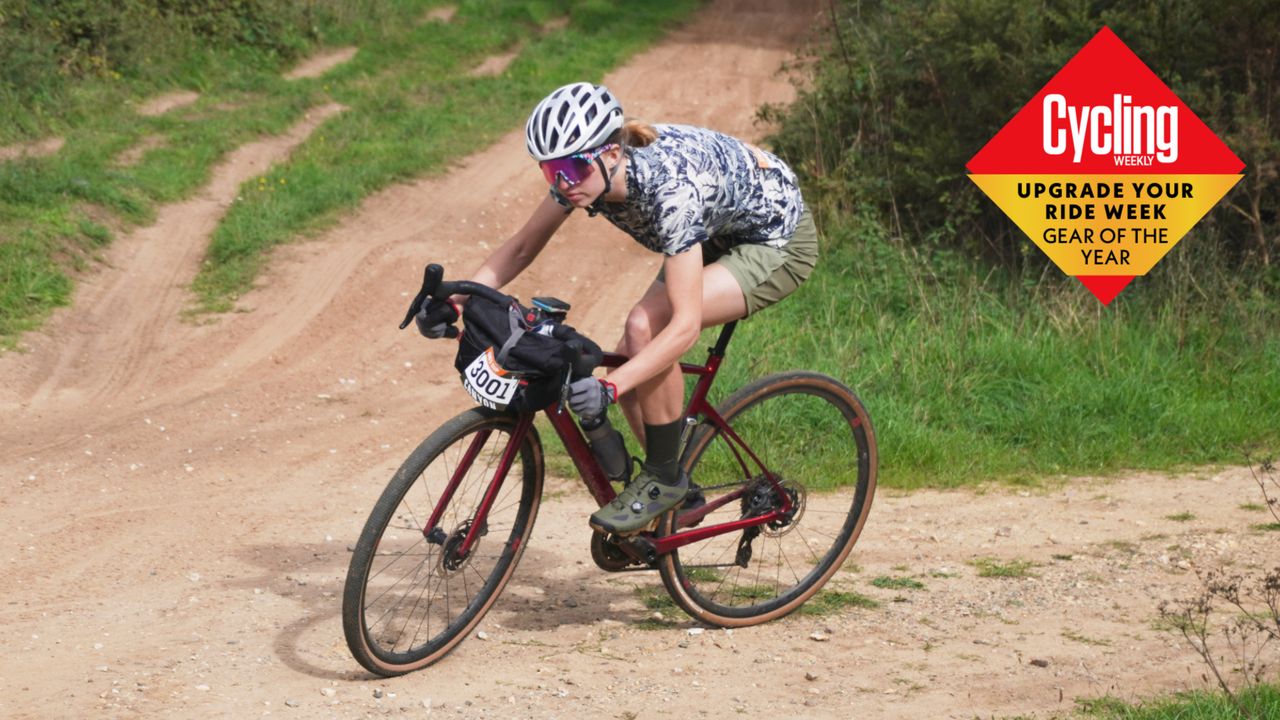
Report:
551,124,804,257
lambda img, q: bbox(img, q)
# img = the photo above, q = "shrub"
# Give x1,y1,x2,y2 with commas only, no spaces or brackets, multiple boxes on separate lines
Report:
763,0,1278,278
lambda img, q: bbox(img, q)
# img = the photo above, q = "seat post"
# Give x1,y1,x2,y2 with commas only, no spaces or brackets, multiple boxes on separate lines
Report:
710,320,737,357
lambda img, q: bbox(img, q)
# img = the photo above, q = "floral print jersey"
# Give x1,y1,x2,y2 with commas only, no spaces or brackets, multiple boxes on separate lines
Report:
551,124,803,256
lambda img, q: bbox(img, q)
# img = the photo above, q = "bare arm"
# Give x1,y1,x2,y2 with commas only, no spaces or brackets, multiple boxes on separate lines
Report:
604,247,704,397
467,194,571,291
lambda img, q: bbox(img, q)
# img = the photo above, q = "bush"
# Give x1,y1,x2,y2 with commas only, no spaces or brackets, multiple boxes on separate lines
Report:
763,0,1278,277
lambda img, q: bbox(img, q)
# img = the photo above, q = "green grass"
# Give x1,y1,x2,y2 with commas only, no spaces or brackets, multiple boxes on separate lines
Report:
636,585,677,612
1107,540,1141,555
1062,629,1111,647
0,0,703,346
796,589,880,615
871,575,925,590
693,217,1280,489
192,0,701,312
1076,682,1280,719
1166,511,1196,522
1239,503,1266,512
0,0,404,348
631,583,877,626
971,557,1038,579
632,585,680,629
1251,523,1280,532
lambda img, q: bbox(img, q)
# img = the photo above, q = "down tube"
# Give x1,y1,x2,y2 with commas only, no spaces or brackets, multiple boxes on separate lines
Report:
546,406,617,508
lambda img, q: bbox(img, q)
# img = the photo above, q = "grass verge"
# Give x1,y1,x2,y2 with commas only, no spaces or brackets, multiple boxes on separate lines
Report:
693,214,1280,490
0,1,419,348
0,0,703,346
192,0,701,312
1076,682,1280,719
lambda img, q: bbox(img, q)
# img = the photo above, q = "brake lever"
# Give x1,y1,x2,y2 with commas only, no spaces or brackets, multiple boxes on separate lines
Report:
558,366,572,416
400,264,444,330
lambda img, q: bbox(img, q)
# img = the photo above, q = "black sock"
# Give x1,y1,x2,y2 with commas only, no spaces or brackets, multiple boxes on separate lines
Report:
643,420,683,485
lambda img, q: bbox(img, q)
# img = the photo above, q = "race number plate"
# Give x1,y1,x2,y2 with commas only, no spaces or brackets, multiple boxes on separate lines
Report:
461,347,519,409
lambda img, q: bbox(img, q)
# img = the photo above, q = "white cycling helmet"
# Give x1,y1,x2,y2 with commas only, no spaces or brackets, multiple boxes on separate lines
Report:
525,82,624,161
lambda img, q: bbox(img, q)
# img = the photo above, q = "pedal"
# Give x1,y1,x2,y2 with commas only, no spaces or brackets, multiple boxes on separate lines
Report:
680,483,706,511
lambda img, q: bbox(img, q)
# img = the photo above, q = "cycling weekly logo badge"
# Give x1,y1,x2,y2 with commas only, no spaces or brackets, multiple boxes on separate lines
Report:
967,27,1243,304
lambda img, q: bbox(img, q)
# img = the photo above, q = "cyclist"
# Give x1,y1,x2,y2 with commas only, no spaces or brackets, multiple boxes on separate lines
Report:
418,82,818,535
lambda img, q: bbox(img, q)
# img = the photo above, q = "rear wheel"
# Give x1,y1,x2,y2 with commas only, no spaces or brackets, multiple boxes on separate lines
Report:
658,371,876,626
343,408,542,676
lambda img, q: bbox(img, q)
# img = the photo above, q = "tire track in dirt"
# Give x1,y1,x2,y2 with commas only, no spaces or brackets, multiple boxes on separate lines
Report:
0,136,65,161
10,2,1256,719
1,3,824,717
12,103,346,417
284,47,359,81
137,91,201,117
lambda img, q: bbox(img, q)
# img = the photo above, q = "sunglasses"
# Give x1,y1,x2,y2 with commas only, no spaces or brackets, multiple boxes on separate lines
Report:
538,144,618,188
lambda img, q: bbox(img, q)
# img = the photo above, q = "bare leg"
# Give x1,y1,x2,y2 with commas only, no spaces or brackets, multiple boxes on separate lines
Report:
616,263,748,444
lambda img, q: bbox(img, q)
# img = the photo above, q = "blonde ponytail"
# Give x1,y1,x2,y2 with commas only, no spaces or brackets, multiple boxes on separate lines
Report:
616,119,658,148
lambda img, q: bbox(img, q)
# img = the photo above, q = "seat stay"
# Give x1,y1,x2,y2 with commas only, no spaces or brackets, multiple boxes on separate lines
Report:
683,395,793,514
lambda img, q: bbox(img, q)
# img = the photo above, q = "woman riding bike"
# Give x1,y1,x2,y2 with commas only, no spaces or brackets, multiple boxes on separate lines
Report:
416,82,818,536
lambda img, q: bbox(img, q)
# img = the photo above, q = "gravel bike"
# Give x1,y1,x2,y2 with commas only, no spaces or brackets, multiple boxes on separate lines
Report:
342,265,877,676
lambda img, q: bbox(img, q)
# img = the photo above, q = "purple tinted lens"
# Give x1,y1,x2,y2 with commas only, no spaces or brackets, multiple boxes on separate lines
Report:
539,156,594,187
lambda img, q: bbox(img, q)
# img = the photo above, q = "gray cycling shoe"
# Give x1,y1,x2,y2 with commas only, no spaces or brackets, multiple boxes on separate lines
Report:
590,465,688,536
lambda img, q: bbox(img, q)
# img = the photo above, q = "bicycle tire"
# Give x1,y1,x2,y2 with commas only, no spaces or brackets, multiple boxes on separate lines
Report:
343,407,543,675
658,371,876,626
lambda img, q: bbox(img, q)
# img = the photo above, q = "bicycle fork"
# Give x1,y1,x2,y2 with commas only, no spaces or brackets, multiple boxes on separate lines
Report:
422,414,535,559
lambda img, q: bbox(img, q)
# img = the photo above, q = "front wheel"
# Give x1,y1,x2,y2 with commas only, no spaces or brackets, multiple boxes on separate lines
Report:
342,408,543,676
659,371,876,626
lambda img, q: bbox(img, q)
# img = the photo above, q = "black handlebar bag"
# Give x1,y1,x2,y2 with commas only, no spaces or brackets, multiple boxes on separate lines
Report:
453,296,601,412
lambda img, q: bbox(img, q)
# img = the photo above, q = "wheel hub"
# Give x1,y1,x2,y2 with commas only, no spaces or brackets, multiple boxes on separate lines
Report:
740,475,805,538
438,519,484,575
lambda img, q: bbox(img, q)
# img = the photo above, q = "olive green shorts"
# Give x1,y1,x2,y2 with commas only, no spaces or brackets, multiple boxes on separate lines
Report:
657,208,819,316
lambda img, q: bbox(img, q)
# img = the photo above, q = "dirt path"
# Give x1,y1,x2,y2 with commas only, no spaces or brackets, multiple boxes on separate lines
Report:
137,91,201,117
284,48,359,81
0,1,1266,718
0,136,65,161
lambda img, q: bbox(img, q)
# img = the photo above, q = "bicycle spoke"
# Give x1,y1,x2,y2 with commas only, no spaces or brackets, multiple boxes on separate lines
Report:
344,410,542,673
794,526,824,565
374,562,440,650
662,374,875,624
409,566,455,650
365,546,433,608
778,535,802,587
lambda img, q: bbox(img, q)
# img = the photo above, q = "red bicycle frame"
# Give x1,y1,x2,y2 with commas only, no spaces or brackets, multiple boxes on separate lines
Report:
428,320,792,559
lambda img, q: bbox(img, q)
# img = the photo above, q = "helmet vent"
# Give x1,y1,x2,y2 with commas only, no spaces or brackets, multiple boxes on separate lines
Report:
524,82,624,161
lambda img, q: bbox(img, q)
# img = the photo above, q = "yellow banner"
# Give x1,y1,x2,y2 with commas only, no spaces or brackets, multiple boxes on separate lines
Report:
970,175,1241,276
